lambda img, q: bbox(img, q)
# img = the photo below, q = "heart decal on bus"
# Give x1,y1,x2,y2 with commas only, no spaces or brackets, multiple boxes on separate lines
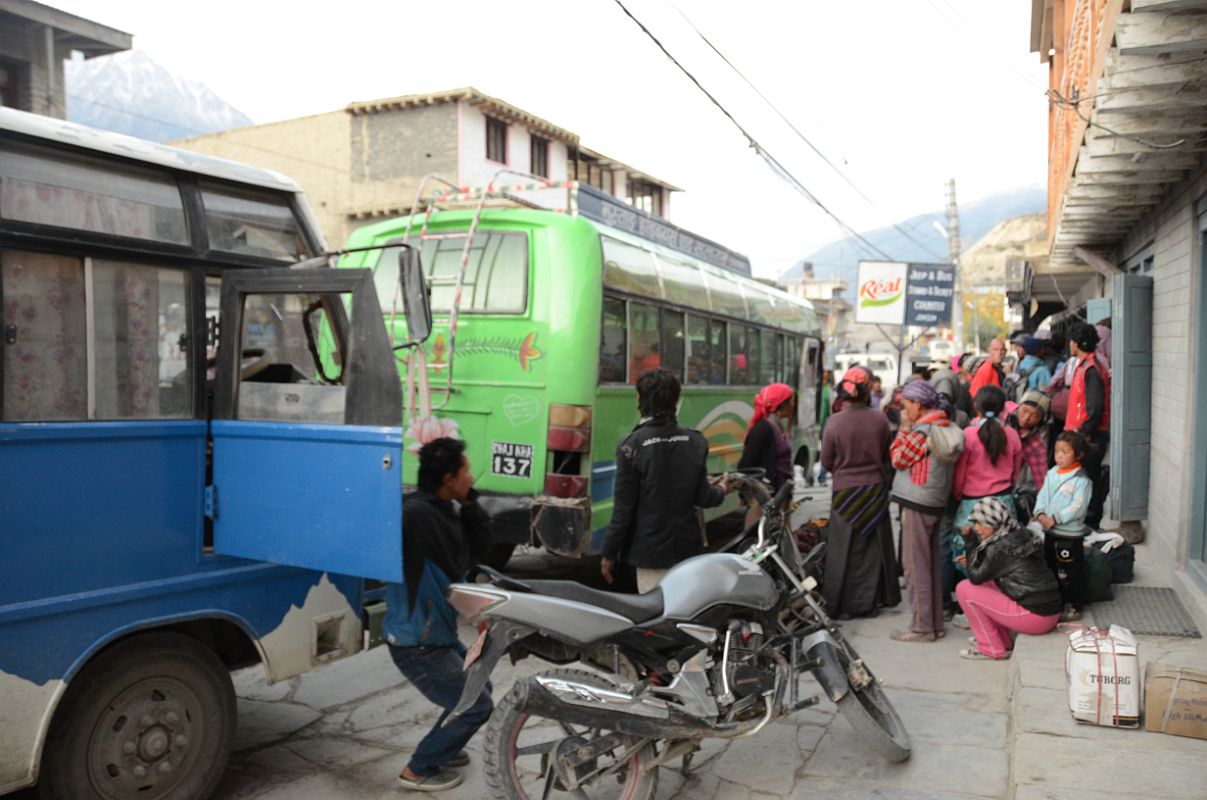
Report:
503,394,540,427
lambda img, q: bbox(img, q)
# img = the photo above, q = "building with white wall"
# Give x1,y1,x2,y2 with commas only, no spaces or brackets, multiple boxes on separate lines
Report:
176,87,678,249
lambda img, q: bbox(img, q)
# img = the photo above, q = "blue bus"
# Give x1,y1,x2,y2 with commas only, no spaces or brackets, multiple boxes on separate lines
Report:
0,107,410,800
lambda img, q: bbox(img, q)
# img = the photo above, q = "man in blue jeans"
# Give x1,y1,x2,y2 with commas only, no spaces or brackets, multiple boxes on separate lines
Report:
386,437,493,792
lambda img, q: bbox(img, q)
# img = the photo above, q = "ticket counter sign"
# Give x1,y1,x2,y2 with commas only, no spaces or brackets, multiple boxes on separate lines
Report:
855,261,908,324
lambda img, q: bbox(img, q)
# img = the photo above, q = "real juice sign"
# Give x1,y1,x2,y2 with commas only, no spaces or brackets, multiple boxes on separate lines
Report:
855,261,909,324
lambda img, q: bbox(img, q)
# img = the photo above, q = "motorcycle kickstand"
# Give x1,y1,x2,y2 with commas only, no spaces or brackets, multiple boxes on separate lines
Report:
680,744,701,776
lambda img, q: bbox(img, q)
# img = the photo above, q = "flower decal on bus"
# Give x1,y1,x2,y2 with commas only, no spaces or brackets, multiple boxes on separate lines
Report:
456,331,543,372
404,414,461,454
430,334,448,365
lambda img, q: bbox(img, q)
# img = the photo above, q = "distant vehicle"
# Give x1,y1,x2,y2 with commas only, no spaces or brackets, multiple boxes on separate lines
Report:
833,351,898,390
928,338,955,363
0,107,416,800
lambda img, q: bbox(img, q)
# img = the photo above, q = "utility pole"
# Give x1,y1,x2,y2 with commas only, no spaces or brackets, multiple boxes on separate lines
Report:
946,178,963,351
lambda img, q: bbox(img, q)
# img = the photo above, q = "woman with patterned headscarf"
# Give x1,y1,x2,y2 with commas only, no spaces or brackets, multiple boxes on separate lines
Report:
954,497,1061,660
819,366,900,618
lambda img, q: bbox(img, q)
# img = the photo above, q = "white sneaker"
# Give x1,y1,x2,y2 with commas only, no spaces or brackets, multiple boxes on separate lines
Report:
952,613,970,630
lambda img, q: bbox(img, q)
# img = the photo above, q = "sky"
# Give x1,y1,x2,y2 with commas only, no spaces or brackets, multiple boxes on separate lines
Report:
54,0,1049,279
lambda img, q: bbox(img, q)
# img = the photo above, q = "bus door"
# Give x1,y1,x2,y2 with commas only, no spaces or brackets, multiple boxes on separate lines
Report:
209,268,405,582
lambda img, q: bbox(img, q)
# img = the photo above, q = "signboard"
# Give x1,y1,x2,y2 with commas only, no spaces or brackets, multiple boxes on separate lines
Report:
855,261,908,324
905,263,956,326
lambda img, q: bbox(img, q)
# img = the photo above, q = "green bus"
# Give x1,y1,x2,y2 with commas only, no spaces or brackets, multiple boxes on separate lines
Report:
340,181,823,563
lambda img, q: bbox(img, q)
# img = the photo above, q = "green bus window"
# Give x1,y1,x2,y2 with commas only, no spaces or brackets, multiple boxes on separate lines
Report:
92,261,191,419
686,314,709,385
1,250,87,420
746,286,777,327
728,324,747,385
705,270,747,319
787,336,802,387
600,297,627,384
760,329,777,385
658,256,709,312
775,333,786,383
383,232,528,314
0,142,188,244
602,237,659,299
746,326,763,386
629,302,660,382
709,319,727,385
199,181,308,262
661,309,685,380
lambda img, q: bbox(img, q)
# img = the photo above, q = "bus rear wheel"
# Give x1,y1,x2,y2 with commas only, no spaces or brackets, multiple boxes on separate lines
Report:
39,632,236,800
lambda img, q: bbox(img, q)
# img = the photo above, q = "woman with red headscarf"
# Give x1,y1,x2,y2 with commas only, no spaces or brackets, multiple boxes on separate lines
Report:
820,366,900,618
738,383,795,527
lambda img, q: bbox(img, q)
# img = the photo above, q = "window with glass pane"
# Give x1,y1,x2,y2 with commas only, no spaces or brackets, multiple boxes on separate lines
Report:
236,292,348,424
709,319,727,385
759,330,777,385
600,297,627,383
602,237,660,299
746,326,763,385
728,324,747,385
686,315,709,384
530,135,549,178
92,261,191,419
0,142,187,243
200,181,308,262
704,271,747,319
1,250,87,420
372,233,528,314
661,310,685,379
629,302,660,382
786,336,802,387
746,287,777,327
658,256,709,311
775,334,786,383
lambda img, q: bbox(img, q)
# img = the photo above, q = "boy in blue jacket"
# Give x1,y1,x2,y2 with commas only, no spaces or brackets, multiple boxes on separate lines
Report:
1033,431,1093,622
386,437,492,791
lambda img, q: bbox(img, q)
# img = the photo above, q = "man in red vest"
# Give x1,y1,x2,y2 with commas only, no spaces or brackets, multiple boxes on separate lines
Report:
1064,321,1110,529
969,338,1006,396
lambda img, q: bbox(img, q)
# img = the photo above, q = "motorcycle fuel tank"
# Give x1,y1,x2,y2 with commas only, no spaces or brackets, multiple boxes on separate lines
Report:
659,553,777,619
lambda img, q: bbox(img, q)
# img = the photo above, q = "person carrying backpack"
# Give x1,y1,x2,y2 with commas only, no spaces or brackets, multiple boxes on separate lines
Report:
1005,336,1052,403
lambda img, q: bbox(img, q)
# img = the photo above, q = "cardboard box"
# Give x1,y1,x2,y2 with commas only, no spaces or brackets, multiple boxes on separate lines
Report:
1144,662,1207,740
1065,625,1140,727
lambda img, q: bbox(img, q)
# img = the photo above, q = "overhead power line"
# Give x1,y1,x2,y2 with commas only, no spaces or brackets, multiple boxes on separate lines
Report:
611,0,897,262
666,1,949,262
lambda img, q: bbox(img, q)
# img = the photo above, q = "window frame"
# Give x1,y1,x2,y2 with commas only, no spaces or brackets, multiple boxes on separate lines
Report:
486,117,509,165
529,134,549,178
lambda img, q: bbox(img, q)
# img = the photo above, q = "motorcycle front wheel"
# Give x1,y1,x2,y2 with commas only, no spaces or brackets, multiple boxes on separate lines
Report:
829,633,912,763
482,667,659,800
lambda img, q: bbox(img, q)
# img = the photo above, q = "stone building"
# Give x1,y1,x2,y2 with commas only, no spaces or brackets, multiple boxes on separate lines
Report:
0,0,129,118
175,87,680,249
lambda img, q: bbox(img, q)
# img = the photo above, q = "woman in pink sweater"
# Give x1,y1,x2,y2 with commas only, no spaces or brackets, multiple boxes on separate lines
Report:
951,385,1021,576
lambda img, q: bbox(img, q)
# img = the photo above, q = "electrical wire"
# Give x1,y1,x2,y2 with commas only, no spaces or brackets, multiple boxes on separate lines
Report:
665,0,949,263
927,0,1046,91
611,0,897,262
1046,89,1188,150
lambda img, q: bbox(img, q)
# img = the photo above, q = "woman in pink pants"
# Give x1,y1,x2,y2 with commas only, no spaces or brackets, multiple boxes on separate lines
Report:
955,498,1061,660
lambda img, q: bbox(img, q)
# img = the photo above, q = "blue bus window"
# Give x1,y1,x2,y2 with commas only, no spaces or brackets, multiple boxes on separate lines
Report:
199,181,309,262
1,250,86,420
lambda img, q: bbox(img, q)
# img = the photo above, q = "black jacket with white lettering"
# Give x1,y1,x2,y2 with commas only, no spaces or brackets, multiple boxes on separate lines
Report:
602,416,726,569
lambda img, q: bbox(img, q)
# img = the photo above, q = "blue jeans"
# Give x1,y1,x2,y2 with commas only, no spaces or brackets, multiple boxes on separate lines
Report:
388,642,493,776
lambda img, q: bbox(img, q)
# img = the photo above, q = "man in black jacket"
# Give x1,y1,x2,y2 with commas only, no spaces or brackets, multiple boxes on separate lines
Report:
600,368,730,592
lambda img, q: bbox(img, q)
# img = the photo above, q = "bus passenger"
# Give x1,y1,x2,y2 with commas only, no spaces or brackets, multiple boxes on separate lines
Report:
388,438,493,792
601,368,732,592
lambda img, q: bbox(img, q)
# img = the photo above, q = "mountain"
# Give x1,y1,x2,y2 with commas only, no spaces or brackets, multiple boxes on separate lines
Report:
779,186,1046,285
66,51,253,142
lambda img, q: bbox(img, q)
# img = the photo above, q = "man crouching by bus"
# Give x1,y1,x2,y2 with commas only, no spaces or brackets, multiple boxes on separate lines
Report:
386,437,493,792
601,368,731,592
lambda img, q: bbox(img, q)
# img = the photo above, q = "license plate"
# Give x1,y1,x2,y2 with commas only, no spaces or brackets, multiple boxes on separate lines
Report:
464,623,490,669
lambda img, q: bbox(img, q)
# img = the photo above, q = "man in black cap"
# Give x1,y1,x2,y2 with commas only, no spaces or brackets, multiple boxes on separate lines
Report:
1064,321,1110,529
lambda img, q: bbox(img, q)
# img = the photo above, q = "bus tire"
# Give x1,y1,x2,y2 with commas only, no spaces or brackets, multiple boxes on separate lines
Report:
483,543,517,570
39,631,236,800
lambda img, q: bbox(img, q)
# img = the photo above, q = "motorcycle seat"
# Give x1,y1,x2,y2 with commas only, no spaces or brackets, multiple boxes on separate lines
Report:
523,580,664,624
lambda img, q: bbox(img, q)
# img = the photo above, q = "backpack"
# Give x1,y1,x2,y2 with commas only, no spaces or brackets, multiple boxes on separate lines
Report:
927,420,965,464
1004,362,1040,403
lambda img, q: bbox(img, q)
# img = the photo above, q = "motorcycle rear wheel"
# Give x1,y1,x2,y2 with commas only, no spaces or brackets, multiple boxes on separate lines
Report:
830,635,911,763
483,667,659,800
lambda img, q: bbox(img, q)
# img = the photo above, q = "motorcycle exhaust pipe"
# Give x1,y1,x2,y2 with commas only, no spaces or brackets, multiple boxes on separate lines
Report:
517,674,769,741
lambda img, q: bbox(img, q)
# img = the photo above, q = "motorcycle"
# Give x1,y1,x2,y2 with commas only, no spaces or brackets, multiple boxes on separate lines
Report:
445,472,910,800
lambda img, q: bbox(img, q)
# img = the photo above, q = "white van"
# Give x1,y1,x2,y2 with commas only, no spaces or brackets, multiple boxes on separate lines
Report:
833,352,899,391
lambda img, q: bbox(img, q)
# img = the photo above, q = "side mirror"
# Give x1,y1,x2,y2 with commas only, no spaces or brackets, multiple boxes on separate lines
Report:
400,247,432,344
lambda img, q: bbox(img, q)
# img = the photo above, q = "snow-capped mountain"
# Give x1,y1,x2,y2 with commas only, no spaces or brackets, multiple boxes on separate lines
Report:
66,50,253,142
